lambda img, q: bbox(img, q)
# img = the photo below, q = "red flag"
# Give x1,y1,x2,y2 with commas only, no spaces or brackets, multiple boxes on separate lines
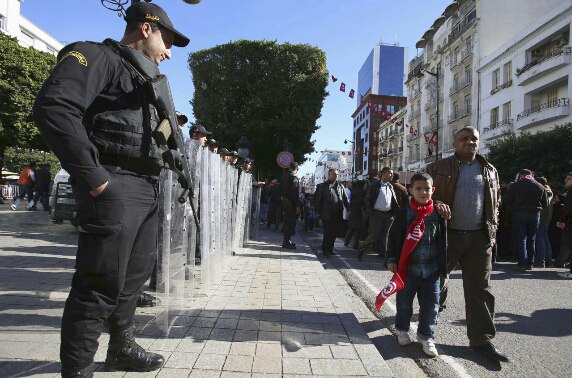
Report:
349,89,355,99
424,135,429,143
331,75,338,82
375,199,434,311
340,82,346,92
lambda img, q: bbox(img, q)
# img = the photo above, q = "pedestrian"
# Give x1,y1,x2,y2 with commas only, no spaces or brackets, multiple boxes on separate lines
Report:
267,179,282,231
555,173,572,278
504,169,548,271
344,180,366,250
342,181,352,236
387,172,447,357
33,163,52,211
259,179,270,225
534,176,553,268
315,168,349,256
357,167,399,261
391,172,408,207
33,2,190,376
11,161,36,211
550,193,565,265
426,126,510,363
281,162,302,249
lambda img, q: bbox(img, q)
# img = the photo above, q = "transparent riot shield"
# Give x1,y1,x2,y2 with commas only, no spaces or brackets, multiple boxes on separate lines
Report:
154,168,193,335
251,185,261,240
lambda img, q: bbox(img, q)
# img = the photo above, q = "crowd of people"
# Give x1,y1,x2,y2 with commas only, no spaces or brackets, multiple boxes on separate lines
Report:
262,126,571,363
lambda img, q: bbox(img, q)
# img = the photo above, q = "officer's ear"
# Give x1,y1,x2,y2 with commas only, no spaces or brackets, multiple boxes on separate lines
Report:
140,22,155,39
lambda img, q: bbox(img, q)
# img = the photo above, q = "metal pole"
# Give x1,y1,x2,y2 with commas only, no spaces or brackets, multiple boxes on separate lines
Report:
436,75,439,161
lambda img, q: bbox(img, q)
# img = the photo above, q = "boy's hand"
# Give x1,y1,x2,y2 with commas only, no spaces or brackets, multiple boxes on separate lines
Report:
435,203,451,220
387,263,397,273
556,221,566,230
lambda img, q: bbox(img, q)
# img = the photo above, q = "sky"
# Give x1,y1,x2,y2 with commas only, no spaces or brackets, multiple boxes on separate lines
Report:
20,0,451,177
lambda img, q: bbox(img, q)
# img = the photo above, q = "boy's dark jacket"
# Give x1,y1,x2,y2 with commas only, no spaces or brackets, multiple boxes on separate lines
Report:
386,198,448,276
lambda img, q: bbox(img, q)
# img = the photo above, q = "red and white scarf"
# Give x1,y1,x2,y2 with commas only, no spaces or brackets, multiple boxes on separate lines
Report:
375,198,434,311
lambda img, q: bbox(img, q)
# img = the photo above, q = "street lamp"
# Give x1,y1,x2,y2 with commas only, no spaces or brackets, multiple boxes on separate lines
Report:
416,68,440,161
101,0,201,17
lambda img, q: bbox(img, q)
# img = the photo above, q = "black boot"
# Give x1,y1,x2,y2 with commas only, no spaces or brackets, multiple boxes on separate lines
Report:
61,363,95,377
105,326,164,372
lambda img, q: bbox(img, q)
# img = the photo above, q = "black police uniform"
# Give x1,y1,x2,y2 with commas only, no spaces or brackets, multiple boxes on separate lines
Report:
281,169,302,246
34,39,165,372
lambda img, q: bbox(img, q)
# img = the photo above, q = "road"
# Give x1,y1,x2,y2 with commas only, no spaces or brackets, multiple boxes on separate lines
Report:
301,228,572,378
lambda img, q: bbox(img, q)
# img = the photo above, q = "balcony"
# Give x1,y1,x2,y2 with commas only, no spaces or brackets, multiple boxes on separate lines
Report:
459,107,472,119
460,47,472,62
448,113,458,124
406,59,424,83
516,98,570,130
410,87,422,99
425,98,438,111
516,46,571,86
490,80,512,96
482,119,514,140
448,9,477,44
450,76,472,96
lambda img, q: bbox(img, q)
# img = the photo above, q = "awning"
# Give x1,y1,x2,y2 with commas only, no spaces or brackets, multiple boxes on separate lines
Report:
443,1,459,17
415,38,427,49
423,28,436,40
432,15,446,30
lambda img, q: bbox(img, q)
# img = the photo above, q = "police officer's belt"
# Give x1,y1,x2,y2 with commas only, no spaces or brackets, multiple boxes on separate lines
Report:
100,154,162,177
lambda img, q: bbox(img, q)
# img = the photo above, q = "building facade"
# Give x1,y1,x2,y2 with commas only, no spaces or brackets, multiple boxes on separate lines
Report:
351,94,406,178
478,1,571,154
404,0,565,171
378,107,407,172
357,43,408,105
0,0,62,54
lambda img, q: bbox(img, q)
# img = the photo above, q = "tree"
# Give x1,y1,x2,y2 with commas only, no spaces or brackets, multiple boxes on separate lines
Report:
0,32,56,178
3,147,61,180
486,123,572,190
189,40,328,177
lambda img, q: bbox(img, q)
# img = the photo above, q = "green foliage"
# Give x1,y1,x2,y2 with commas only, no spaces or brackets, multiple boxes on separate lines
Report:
189,40,328,176
0,32,57,171
486,123,572,190
4,147,61,178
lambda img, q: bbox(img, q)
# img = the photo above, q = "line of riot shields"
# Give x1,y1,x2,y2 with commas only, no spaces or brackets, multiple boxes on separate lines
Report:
152,140,260,334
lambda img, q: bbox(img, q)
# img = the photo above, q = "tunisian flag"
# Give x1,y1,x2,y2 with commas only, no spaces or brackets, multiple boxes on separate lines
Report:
375,198,434,311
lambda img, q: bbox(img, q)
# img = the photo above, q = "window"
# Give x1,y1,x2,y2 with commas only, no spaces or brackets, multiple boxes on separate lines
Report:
464,95,471,115
503,102,511,121
19,29,35,47
366,107,370,115
453,47,459,65
465,66,471,83
387,104,395,114
0,14,6,31
436,63,442,77
453,102,459,119
465,35,472,51
453,73,459,90
365,133,368,142
364,161,367,171
503,61,512,84
492,68,500,89
547,88,558,106
490,107,499,126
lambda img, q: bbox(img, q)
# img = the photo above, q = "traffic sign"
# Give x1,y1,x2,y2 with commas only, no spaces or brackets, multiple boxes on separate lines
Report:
276,151,294,168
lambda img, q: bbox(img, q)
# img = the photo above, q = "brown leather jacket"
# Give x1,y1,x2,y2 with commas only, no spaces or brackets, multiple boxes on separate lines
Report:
426,153,500,245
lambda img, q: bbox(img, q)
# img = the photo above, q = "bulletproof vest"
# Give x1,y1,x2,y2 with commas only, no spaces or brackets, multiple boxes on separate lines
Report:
87,39,164,169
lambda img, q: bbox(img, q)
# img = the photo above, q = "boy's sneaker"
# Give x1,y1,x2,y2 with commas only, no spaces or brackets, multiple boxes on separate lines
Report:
10,204,16,211
396,330,413,346
420,338,438,357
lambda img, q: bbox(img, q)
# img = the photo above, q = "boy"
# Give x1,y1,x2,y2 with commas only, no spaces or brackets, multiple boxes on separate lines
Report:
386,172,447,357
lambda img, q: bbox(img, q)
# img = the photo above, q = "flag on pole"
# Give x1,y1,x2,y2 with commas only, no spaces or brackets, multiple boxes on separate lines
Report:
349,89,355,99
331,75,338,82
340,83,346,92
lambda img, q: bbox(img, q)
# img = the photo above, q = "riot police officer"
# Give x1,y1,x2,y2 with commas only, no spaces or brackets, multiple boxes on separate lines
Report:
281,162,302,249
33,3,189,376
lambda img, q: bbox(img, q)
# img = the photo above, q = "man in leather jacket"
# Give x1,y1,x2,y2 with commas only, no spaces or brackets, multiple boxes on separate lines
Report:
426,127,510,363
33,3,189,376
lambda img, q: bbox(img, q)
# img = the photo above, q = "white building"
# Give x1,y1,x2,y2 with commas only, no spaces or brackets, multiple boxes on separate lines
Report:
0,0,63,54
404,0,565,171
312,150,353,192
478,2,571,154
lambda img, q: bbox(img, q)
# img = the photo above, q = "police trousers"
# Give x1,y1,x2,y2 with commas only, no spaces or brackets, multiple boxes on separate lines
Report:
61,170,159,369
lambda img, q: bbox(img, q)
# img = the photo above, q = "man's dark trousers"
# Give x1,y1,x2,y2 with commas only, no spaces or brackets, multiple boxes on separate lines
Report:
512,211,540,267
282,200,297,242
361,210,394,255
61,170,158,370
322,213,342,253
441,229,496,346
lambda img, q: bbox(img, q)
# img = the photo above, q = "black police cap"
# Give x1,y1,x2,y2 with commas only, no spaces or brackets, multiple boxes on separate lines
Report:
125,2,190,47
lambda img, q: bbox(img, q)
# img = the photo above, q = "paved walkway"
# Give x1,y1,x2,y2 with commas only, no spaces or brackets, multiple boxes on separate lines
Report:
0,204,393,377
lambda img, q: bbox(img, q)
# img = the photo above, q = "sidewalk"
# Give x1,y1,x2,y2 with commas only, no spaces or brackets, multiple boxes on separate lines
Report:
0,204,392,377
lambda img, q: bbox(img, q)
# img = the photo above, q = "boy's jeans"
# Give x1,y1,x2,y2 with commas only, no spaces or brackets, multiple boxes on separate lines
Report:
395,270,440,339
535,223,552,264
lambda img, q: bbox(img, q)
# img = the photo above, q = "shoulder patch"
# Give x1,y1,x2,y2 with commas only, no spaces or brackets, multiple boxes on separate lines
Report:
59,51,88,67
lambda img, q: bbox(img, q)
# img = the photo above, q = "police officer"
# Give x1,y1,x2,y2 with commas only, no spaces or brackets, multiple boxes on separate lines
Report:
281,162,302,249
33,3,189,376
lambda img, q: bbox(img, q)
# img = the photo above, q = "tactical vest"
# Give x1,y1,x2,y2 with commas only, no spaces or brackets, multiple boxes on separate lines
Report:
87,39,164,172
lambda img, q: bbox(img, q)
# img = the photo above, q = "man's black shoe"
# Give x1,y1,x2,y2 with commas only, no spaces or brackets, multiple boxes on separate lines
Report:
281,242,296,250
61,363,95,377
136,292,160,308
470,343,511,362
105,326,165,372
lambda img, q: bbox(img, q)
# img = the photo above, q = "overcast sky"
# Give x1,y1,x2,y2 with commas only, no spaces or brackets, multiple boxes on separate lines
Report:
21,0,451,176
